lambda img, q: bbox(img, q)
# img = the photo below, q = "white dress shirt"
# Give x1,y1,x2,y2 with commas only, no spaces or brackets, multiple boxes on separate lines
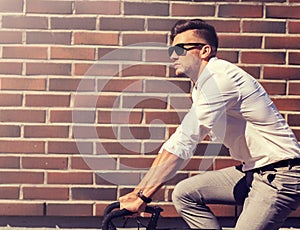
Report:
160,57,300,171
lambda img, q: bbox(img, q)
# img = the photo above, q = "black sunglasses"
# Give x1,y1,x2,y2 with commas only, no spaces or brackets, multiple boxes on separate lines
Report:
168,43,207,57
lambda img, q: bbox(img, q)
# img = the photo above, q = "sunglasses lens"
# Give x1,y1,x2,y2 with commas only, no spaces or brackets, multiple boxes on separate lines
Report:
168,47,175,57
168,46,185,57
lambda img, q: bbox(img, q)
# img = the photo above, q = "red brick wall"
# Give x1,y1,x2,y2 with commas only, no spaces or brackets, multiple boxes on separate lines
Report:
0,0,299,219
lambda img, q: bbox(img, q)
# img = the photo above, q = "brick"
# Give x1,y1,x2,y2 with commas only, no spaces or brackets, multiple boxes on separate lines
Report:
0,0,23,12
145,80,191,94
206,20,240,33
289,52,300,65
24,125,69,138
0,156,20,168
0,125,20,137
100,17,145,31
260,81,286,95
23,187,69,200
74,95,120,108
119,157,155,170
0,203,44,216
242,20,285,33
25,94,70,107
288,81,300,95
0,140,44,154
96,142,141,155
0,94,22,106
27,32,71,45
95,172,141,186
214,51,239,64
72,188,117,200
50,110,95,123
46,203,92,216
0,171,44,184
289,21,300,34
48,141,93,154
219,35,262,48
293,129,300,140
26,0,72,14
22,156,68,170
0,31,22,44
0,110,45,123
182,158,213,171
146,49,170,63
242,0,285,2
47,172,93,185
98,48,143,61
265,36,300,49
214,158,242,170
172,3,215,17
74,63,119,76
0,186,19,199
0,62,22,75
144,141,164,155
122,95,167,109
2,16,48,29
148,18,178,31
73,126,117,139
266,5,300,19
241,51,286,64
239,66,261,79
97,110,143,124
124,2,169,16
219,4,263,18
288,114,300,126
169,96,192,110
26,63,71,76
120,126,165,140
49,78,95,92
0,78,46,91
97,79,143,92
165,173,189,186
208,204,236,217
74,32,119,45
272,98,300,111
75,1,120,15
51,17,96,30
145,111,184,125
71,157,117,170
264,67,300,80
51,47,95,61
121,64,166,77
122,33,168,46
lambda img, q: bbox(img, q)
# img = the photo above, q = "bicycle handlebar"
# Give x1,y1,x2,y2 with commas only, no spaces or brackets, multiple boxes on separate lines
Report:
101,201,163,230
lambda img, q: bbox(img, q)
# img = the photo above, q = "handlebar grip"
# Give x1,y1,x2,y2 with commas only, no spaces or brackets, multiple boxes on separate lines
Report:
101,202,135,230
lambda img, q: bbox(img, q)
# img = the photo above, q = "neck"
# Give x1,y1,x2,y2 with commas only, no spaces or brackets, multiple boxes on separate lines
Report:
191,59,209,83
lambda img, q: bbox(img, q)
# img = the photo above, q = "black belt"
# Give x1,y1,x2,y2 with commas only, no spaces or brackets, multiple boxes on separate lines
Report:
251,158,300,173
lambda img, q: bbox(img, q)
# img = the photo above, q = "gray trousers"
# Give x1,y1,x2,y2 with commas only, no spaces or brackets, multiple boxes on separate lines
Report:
172,164,300,230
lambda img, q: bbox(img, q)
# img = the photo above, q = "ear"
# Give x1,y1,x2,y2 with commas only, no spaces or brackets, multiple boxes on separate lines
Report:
199,45,212,60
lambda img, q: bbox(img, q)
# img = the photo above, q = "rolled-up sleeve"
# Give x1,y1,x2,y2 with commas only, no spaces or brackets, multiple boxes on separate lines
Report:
160,71,239,160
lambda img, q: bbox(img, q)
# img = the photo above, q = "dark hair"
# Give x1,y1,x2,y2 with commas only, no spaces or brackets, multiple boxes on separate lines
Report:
170,19,218,54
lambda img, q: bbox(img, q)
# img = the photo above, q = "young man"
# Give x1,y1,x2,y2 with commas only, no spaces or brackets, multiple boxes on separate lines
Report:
119,19,300,229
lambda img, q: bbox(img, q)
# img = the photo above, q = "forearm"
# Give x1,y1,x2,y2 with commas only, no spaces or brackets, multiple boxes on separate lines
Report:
133,149,185,198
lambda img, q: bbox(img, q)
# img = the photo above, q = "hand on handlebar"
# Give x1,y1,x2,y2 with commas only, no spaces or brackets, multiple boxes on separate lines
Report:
119,191,147,214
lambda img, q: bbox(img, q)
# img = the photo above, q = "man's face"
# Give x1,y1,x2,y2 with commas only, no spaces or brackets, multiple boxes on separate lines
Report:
170,30,206,82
